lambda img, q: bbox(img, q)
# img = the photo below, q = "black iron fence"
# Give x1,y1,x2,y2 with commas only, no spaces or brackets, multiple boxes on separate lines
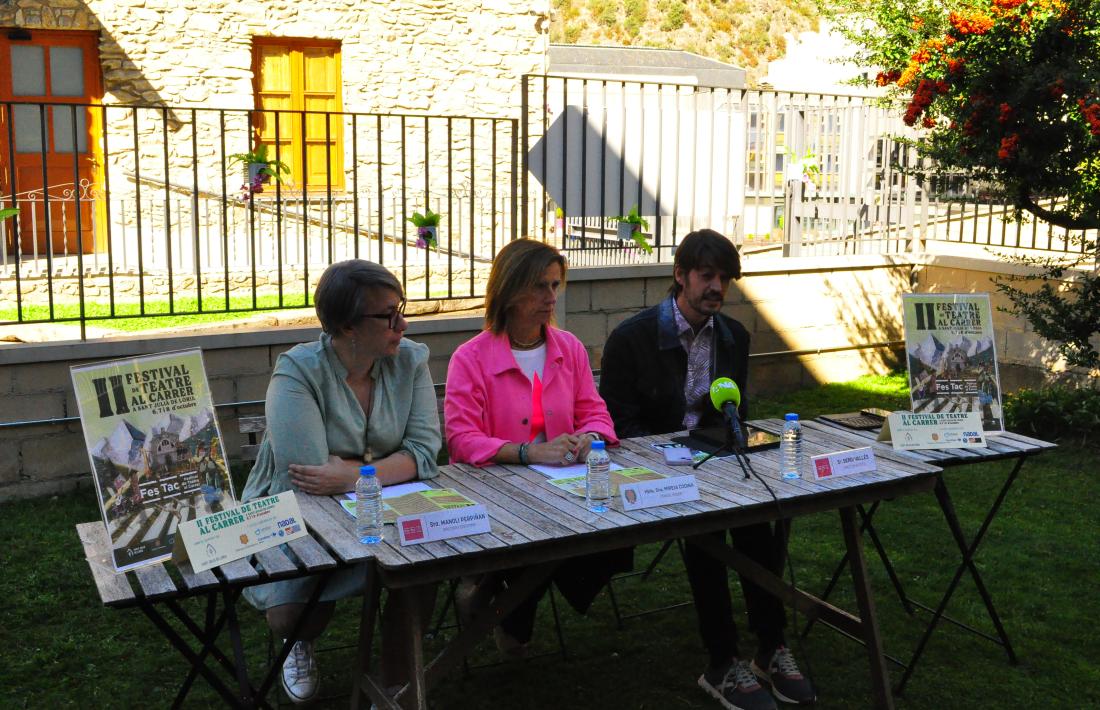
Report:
3,82,1096,337
1,101,518,336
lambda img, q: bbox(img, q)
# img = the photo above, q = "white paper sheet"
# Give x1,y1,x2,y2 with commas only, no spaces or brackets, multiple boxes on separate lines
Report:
345,480,432,501
529,462,624,480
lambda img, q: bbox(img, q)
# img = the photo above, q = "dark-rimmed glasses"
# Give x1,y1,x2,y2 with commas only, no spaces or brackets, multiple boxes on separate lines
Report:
358,298,407,330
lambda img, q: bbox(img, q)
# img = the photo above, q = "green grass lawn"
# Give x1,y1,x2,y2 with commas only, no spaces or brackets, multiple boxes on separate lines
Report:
2,374,1097,708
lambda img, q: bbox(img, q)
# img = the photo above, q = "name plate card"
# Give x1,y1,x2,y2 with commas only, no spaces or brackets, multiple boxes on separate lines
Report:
620,474,700,511
811,447,877,481
174,491,306,573
396,504,491,546
880,411,987,450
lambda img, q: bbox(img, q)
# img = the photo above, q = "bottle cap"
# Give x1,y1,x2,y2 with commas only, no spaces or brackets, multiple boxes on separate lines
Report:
591,440,606,450
784,413,799,421
359,465,376,477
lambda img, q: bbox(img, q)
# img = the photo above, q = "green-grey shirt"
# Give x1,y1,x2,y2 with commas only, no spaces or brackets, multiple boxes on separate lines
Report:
242,333,440,502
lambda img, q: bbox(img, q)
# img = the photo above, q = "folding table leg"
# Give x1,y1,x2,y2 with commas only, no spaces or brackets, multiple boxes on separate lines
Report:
840,506,895,710
138,600,245,709
895,468,1022,694
803,501,914,639
352,565,382,710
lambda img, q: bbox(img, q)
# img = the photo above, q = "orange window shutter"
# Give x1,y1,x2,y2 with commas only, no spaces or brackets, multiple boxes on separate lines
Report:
255,44,298,183
301,47,343,190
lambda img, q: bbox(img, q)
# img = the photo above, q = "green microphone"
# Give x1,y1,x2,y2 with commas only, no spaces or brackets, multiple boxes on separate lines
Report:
709,377,745,449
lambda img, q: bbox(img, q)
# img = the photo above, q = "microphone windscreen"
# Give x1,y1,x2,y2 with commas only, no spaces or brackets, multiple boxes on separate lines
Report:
709,377,741,411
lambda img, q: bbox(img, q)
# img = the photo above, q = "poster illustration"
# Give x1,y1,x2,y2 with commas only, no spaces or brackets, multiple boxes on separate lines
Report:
902,293,1004,434
71,349,237,571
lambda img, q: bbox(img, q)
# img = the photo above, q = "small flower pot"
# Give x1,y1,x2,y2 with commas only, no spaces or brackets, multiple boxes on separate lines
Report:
247,162,272,186
417,225,438,249
617,222,638,242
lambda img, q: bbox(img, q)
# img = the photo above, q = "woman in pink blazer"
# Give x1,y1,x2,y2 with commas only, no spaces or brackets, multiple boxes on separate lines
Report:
445,238,632,653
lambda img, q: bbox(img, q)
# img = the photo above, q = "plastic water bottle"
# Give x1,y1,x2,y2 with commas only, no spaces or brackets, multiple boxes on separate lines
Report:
585,441,611,513
355,465,383,544
780,413,804,480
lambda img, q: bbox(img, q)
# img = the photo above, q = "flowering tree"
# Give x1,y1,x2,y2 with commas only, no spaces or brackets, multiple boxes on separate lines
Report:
826,0,1100,369
828,0,1099,229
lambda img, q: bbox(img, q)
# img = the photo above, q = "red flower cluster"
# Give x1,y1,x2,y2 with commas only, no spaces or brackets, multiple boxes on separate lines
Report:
992,0,1026,12
998,134,1020,161
922,116,937,128
1049,79,1065,98
904,79,938,126
947,58,966,75
1078,99,1100,136
950,11,995,35
998,103,1014,123
875,70,901,87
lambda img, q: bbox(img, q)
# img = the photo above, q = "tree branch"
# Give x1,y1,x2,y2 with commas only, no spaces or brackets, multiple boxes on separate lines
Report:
1018,188,1100,231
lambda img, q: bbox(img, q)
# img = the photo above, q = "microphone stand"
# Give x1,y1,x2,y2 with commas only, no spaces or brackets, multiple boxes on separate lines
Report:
692,413,755,480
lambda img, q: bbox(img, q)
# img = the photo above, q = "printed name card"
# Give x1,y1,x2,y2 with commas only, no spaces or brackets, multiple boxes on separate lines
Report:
174,491,306,572
810,447,877,481
620,474,700,511
880,411,987,450
396,504,491,546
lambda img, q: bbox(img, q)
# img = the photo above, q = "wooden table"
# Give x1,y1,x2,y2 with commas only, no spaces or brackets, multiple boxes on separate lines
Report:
807,418,1057,693
297,422,943,710
76,521,344,708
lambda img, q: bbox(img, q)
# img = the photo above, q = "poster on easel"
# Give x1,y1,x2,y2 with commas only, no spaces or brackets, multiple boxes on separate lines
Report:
71,349,237,572
902,293,1004,434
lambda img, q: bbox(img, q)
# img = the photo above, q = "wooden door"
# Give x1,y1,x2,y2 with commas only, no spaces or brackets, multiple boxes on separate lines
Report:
0,30,103,255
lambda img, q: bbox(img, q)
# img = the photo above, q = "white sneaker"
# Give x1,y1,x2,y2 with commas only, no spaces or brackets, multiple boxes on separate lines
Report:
281,639,319,704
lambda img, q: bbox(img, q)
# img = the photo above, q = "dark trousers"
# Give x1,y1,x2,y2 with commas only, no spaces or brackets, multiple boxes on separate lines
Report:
683,522,787,667
499,547,633,643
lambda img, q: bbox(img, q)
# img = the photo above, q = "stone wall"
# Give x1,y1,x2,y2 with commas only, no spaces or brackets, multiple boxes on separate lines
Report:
2,1,549,116
1,254,917,501
2,1,547,261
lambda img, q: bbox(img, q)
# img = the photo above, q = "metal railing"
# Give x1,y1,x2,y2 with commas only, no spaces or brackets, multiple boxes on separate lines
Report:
3,85,1096,337
1,101,519,335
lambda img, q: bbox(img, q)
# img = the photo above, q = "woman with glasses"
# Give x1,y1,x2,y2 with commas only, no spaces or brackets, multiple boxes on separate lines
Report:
241,259,441,705
444,238,630,655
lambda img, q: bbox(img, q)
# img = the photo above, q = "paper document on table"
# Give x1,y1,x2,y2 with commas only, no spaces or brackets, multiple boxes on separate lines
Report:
341,488,477,523
530,462,624,479
345,481,431,502
547,466,668,498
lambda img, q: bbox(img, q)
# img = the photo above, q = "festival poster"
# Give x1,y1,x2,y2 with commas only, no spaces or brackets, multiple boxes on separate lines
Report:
902,293,1004,434
71,349,237,572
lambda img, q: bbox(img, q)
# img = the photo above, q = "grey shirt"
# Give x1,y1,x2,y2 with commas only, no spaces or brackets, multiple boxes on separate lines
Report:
241,333,441,609
242,333,440,502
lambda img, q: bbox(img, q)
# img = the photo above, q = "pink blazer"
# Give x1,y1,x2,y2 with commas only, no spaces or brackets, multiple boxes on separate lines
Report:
445,326,618,466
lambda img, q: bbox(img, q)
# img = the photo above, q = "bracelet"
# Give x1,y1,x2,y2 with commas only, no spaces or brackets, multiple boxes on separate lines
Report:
518,442,529,465
586,432,602,442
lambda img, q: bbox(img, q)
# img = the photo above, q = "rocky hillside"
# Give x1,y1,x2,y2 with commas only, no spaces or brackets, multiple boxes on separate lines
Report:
550,0,820,85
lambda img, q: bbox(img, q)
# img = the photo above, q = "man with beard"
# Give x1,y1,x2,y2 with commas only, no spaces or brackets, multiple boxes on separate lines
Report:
599,229,815,710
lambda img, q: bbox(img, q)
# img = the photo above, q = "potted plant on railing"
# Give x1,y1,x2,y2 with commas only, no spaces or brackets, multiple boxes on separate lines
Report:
408,208,441,249
612,204,653,254
228,144,290,196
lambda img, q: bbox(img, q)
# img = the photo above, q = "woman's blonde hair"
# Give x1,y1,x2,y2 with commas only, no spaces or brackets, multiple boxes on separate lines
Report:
483,239,567,334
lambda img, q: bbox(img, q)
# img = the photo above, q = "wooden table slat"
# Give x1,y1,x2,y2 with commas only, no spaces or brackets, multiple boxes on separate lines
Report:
295,492,379,564
75,522,137,606
253,545,300,577
175,560,220,591
216,558,259,584
133,562,179,599
286,534,338,571
440,466,570,541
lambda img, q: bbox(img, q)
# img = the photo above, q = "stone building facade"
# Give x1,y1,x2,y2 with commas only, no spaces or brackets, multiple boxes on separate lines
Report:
0,1,549,293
